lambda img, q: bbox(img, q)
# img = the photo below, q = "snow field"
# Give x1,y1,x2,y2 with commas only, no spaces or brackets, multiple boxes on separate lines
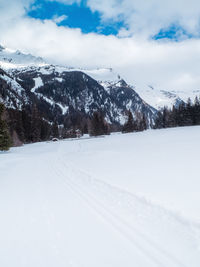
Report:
0,127,200,266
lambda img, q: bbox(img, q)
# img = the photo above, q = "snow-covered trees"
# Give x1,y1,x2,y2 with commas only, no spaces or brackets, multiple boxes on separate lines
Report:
0,103,11,151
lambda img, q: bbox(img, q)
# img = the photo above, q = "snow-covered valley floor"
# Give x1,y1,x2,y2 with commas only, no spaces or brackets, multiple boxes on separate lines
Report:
0,127,200,267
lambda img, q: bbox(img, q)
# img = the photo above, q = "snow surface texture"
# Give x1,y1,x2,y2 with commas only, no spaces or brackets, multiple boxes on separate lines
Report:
0,127,200,267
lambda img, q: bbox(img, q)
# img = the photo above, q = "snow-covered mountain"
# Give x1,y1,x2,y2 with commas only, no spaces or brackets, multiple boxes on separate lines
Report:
1,44,199,111
0,45,157,127
1,66,156,126
69,67,200,109
83,68,200,109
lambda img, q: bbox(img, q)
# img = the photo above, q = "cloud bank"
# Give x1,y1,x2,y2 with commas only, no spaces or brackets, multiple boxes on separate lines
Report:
1,0,200,91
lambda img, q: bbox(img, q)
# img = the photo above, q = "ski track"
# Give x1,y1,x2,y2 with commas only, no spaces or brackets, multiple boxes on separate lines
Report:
1,132,200,267
46,140,200,267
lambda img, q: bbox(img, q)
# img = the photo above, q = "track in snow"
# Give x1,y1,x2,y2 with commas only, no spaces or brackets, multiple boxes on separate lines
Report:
48,140,200,267
1,129,200,267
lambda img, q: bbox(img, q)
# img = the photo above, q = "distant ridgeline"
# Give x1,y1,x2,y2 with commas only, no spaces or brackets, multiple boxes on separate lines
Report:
0,62,200,149
0,65,157,148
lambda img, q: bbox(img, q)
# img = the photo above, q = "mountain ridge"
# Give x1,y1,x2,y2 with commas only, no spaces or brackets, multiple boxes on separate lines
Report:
0,45,157,130
1,44,199,110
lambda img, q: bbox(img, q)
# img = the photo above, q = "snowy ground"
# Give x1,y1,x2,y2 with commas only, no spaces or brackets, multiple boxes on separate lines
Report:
0,126,200,267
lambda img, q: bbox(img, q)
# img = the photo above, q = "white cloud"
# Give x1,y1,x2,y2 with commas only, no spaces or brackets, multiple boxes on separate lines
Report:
86,0,200,38
0,0,32,21
1,0,200,93
49,0,200,37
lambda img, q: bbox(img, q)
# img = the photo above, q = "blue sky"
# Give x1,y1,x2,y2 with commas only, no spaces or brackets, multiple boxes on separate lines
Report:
28,0,127,35
154,24,193,41
27,0,191,40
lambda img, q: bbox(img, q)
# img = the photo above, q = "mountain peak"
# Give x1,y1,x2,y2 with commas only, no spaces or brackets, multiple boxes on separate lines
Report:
0,46,46,69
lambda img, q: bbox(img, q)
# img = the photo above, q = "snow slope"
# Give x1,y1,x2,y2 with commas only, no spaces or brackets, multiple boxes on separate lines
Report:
136,85,200,109
77,69,200,109
0,127,200,266
0,45,45,69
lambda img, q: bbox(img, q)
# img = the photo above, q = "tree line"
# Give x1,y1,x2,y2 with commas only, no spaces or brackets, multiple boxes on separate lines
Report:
0,102,148,151
0,104,58,150
2,96,200,151
154,97,200,129
0,105,111,150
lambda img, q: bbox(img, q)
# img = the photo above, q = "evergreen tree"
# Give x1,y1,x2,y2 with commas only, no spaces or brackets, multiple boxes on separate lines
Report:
90,111,110,136
82,122,88,134
7,109,24,143
40,120,51,141
122,110,135,133
162,106,169,128
138,114,147,131
51,122,59,138
183,98,193,126
30,105,41,142
0,103,11,151
177,102,186,126
154,111,164,129
167,106,176,127
193,96,200,124
21,106,32,142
